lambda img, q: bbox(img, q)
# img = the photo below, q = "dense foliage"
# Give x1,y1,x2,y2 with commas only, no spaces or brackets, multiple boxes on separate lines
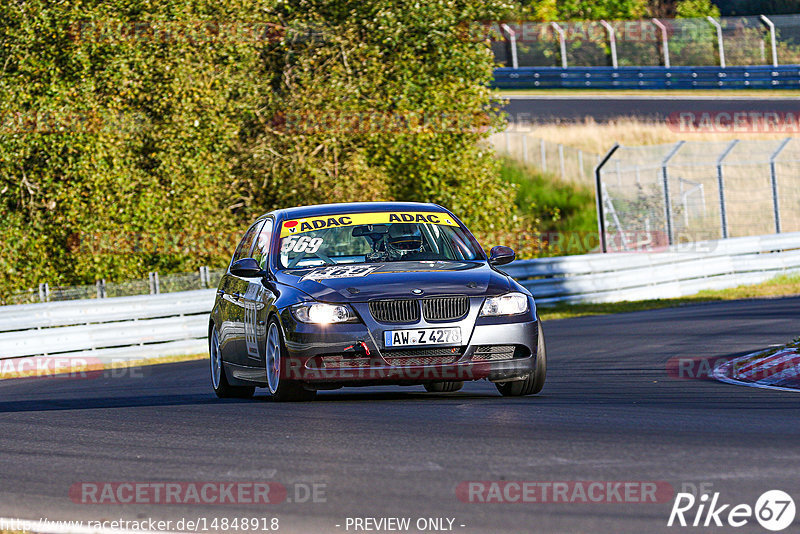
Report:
0,0,516,296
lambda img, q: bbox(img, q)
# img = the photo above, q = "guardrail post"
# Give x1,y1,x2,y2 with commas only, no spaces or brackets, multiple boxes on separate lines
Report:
558,144,566,178
595,143,620,253
716,140,738,239
149,272,161,295
707,16,726,68
578,149,584,179
500,24,518,69
38,283,49,303
600,20,618,68
769,137,791,234
551,22,568,68
652,19,670,68
661,141,685,246
759,15,778,67
96,279,106,299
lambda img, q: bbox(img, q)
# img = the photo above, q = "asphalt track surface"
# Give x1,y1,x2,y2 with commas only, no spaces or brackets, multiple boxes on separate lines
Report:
1,297,799,533
503,94,800,123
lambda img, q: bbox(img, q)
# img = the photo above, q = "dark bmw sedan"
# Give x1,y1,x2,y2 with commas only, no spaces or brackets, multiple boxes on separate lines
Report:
208,202,545,401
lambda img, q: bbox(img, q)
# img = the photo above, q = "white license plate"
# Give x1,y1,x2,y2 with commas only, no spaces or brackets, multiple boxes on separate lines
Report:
384,327,461,347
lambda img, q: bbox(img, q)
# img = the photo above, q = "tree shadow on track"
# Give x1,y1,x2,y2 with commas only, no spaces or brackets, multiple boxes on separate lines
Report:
0,393,229,413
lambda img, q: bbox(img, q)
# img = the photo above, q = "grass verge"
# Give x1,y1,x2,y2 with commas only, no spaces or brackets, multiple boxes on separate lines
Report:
500,157,597,256
0,353,205,380
538,272,800,321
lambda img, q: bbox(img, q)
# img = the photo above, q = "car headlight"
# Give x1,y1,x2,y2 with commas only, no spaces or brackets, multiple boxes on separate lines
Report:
291,303,358,324
480,292,529,317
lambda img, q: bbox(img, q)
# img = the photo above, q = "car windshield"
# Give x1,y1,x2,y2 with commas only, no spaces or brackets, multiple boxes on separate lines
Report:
277,211,483,268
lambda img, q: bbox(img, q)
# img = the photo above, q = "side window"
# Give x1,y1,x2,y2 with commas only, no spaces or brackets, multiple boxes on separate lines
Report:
252,219,274,269
231,220,264,266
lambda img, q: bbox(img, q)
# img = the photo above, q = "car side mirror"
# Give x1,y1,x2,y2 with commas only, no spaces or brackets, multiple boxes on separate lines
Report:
489,246,516,266
230,258,265,278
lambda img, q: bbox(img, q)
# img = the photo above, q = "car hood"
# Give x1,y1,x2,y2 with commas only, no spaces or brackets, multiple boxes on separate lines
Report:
275,261,512,302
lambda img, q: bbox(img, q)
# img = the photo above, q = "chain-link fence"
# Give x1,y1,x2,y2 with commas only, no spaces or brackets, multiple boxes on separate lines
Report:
492,130,800,253
491,14,800,68
4,267,225,306
598,138,800,251
489,131,600,186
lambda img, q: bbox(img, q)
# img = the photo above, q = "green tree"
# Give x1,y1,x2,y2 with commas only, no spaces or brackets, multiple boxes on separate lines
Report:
0,0,518,298
675,0,721,17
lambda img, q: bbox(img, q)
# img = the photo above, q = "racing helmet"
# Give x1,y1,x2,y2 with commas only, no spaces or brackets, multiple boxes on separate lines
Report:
386,223,423,253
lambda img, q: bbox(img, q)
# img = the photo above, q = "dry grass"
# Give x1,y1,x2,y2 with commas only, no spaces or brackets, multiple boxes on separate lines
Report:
509,117,793,154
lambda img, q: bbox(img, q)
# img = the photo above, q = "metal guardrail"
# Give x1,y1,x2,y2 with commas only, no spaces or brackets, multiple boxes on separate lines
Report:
504,232,800,304
1,232,798,363
492,65,800,90
0,290,214,363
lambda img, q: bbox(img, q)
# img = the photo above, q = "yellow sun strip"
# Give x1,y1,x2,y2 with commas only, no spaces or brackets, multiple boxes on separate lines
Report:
280,211,458,238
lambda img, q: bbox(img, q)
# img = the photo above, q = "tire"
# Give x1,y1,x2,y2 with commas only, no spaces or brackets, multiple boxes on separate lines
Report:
495,317,547,397
424,381,464,393
265,318,316,402
210,326,255,399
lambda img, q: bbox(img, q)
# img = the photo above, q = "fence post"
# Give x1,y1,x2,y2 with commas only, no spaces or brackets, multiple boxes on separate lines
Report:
760,15,779,67
769,137,791,234
578,149,584,179
504,131,510,154
600,20,618,68
558,144,565,178
540,139,547,172
661,141,685,246
595,143,620,253
652,19,671,68
716,139,738,239
522,135,528,164
551,22,568,68
501,24,519,69
707,16,726,69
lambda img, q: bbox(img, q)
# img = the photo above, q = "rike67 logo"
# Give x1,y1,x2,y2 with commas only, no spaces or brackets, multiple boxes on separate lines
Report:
668,490,795,531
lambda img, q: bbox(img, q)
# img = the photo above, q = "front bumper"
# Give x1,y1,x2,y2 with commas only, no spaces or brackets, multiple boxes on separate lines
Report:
279,310,539,386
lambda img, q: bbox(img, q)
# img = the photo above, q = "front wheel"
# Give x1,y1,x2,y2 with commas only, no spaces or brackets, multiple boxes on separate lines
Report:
496,317,546,397
210,326,255,399
265,319,316,402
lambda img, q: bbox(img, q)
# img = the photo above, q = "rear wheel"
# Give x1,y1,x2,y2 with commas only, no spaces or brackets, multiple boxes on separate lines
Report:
265,319,316,402
496,317,546,397
424,381,464,393
210,326,255,399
